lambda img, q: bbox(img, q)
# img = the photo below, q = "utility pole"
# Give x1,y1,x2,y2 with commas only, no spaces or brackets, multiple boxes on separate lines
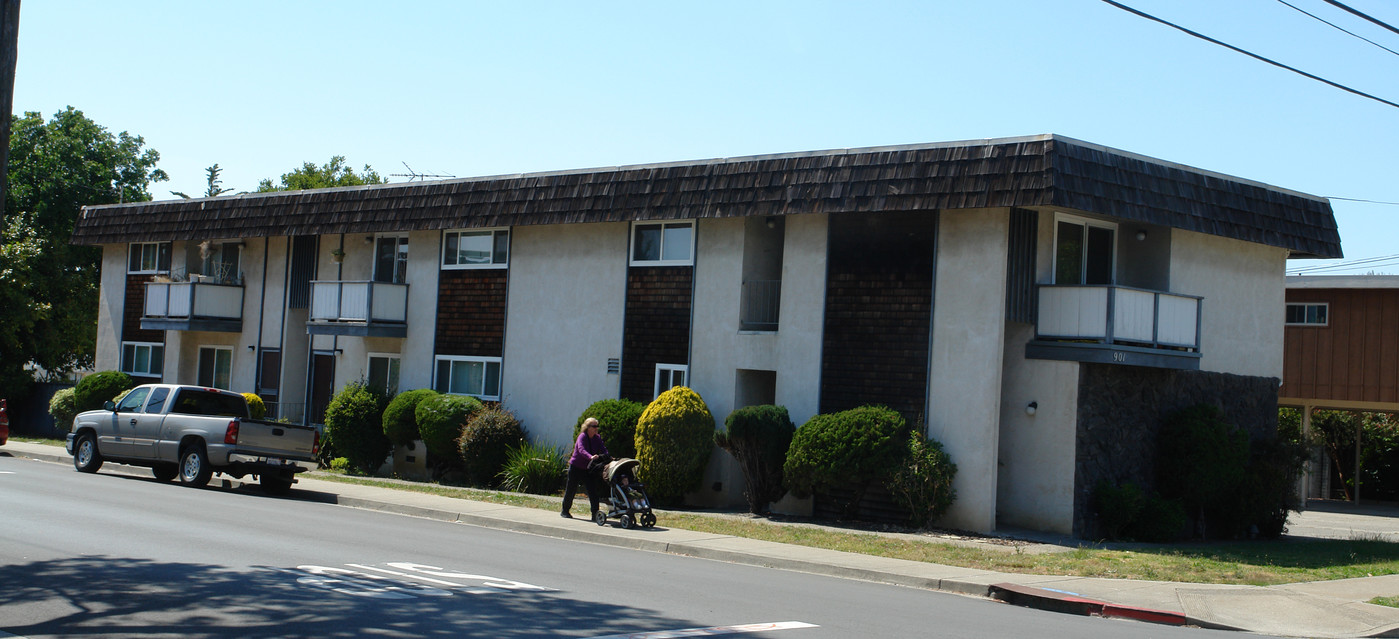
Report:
0,0,20,219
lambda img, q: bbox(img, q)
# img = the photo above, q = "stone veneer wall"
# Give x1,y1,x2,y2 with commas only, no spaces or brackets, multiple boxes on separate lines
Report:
1073,364,1280,538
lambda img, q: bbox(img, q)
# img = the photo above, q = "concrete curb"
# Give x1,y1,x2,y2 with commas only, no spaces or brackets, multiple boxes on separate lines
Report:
989,583,1190,628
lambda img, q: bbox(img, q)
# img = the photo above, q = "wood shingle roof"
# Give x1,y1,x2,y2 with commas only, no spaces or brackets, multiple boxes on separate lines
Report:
71,134,1342,258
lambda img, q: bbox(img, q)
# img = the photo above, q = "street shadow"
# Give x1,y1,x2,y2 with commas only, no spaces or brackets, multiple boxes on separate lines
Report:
0,555,688,638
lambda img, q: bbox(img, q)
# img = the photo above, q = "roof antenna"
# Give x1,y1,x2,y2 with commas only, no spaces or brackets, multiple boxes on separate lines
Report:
390,162,454,182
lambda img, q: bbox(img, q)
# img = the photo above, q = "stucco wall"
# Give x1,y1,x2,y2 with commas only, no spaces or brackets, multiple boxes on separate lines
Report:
96,244,127,373
1170,230,1289,378
927,208,1009,533
503,222,629,448
996,322,1080,534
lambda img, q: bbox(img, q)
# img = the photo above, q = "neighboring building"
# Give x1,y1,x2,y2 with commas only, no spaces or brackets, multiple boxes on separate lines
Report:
71,135,1341,537
1281,275,1399,500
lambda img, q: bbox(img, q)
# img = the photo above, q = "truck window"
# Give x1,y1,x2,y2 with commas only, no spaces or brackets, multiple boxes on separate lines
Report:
169,389,250,418
116,388,150,412
144,387,171,414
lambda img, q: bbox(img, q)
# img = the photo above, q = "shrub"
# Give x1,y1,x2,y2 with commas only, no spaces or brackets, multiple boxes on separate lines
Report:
574,399,645,460
499,440,566,495
1238,435,1308,539
1156,404,1249,538
383,389,439,446
322,382,392,475
634,386,716,505
784,405,908,519
459,406,527,486
415,394,483,462
886,430,958,528
1094,480,1146,541
715,404,795,514
48,387,77,433
73,371,134,413
242,392,267,420
1126,495,1189,543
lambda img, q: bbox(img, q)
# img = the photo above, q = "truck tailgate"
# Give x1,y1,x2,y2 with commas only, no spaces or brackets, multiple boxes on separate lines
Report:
236,420,317,459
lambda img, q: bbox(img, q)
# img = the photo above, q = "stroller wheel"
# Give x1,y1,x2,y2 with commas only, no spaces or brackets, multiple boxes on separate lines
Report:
620,514,636,529
641,512,657,528
593,510,608,526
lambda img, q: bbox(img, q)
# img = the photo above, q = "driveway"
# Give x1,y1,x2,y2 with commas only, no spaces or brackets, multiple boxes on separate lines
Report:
1286,499,1399,542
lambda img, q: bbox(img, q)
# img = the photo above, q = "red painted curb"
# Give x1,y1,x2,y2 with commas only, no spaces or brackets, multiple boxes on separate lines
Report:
990,583,1186,627
1101,604,1187,626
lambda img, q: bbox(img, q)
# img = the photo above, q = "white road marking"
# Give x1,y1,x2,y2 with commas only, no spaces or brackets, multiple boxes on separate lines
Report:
588,621,819,638
284,562,555,599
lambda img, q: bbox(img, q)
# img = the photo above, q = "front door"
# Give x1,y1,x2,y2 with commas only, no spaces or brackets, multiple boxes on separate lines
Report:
309,353,336,425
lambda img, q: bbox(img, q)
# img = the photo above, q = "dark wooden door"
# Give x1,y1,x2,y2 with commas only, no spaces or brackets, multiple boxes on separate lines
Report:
309,353,335,425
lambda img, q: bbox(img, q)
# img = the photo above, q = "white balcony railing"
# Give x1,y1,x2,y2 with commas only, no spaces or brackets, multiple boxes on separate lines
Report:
144,281,243,320
1037,285,1201,351
309,281,409,324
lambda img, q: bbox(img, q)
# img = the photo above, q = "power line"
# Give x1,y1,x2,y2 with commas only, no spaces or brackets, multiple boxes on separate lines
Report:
1100,0,1399,110
1322,0,1399,37
1277,0,1399,58
1326,196,1399,206
1288,253,1399,273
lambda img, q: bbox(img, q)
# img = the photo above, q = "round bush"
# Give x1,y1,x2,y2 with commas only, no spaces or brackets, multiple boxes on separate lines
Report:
415,394,483,461
241,392,267,420
382,389,439,446
48,387,78,433
74,371,135,413
458,406,527,486
322,382,391,475
784,405,908,517
886,430,958,528
634,386,716,505
574,398,645,460
715,404,795,514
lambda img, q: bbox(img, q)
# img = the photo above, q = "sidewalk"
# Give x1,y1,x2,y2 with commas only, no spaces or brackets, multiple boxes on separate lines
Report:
6,439,1399,638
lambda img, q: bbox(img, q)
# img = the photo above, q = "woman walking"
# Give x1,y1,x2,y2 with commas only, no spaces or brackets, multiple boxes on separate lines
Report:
561,417,609,519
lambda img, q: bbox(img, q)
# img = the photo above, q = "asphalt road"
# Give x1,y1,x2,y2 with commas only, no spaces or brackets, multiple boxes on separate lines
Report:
0,454,1251,638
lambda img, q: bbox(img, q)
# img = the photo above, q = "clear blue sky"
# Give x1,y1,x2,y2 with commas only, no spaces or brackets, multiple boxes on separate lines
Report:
12,0,1397,273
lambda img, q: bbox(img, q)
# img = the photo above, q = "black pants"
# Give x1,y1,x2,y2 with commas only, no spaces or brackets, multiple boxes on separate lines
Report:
562,465,602,515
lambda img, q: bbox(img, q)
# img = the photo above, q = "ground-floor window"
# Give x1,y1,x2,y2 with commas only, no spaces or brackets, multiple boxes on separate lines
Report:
198,346,233,390
368,353,401,395
433,355,501,401
654,363,688,399
121,342,164,379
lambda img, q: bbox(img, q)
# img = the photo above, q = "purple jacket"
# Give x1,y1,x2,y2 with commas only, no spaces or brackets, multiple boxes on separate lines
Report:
569,431,609,469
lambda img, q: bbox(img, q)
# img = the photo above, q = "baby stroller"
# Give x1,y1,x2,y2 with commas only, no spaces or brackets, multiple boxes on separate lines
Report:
592,458,657,529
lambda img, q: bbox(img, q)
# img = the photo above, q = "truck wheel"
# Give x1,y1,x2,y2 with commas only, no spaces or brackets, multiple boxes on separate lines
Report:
152,463,178,482
178,443,213,487
73,433,103,474
261,473,294,495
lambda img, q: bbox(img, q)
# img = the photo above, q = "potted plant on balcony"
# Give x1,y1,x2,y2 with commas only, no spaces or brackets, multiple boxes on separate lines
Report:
331,248,346,264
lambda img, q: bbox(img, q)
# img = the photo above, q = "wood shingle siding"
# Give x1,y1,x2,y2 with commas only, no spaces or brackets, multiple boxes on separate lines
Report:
123,274,164,345
434,269,508,358
621,266,693,403
71,135,1340,259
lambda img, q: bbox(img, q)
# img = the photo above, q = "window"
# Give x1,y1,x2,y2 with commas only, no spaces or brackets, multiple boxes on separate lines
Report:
170,388,249,418
144,387,171,413
433,355,502,400
631,221,694,265
374,235,409,283
1286,303,1328,326
197,346,233,390
1053,215,1115,285
128,242,172,274
654,364,688,399
368,353,401,395
443,229,509,269
200,241,242,284
121,342,165,378
116,387,150,412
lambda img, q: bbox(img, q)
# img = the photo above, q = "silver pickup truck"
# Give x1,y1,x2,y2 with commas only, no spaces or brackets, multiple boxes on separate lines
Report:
65,384,319,494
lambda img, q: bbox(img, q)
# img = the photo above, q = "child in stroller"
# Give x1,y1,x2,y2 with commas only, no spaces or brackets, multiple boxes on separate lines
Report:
592,458,657,529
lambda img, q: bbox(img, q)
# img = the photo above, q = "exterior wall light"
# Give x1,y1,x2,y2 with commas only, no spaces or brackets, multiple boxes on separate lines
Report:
1025,401,1038,416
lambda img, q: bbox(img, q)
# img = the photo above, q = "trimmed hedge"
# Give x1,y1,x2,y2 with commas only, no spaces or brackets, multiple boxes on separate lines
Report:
322,382,392,475
784,405,908,518
634,387,715,505
383,389,439,446
459,406,527,486
715,404,795,514
574,399,644,461
415,394,483,462
48,387,77,433
242,393,267,420
73,371,135,414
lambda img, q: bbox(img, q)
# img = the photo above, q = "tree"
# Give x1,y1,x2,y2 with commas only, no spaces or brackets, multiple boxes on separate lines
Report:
1,107,167,404
171,163,233,199
256,155,385,192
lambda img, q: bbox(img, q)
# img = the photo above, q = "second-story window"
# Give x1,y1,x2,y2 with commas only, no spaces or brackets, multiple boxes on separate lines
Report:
443,229,509,269
1053,215,1115,285
1286,303,1328,326
128,242,172,274
631,221,694,266
374,235,409,283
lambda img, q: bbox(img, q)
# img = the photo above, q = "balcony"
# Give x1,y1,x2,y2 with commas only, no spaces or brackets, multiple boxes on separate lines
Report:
307,280,409,337
142,280,244,332
1025,285,1202,370
740,279,781,332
